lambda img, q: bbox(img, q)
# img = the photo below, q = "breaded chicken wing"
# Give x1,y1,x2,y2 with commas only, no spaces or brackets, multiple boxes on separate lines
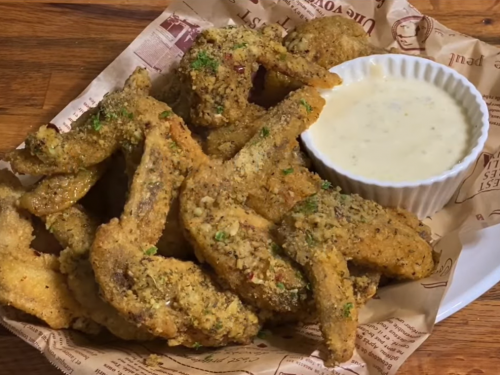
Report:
279,189,434,282
180,87,324,314
262,16,398,105
7,68,151,175
20,163,106,216
91,99,260,347
46,205,154,341
178,25,340,128
0,170,98,333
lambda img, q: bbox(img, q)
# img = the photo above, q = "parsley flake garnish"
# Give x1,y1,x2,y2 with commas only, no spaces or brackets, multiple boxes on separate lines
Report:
295,271,303,280
193,342,202,350
169,141,179,150
204,354,214,361
215,231,227,242
105,112,118,121
214,321,223,330
191,51,219,72
321,180,332,190
271,243,281,255
282,168,294,175
215,105,224,114
276,282,285,290
305,231,316,247
343,302,354,318
300,99,312,113
233,42,248,49
160,111,171,119
301,195,318,214
261,127,270,138
120,108,134,119
92,112,102,131
144,246,158,256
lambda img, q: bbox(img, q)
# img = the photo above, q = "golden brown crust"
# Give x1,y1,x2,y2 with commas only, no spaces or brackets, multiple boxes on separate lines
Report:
0,171,98,333
47,205,154,341
178,25,339,128
279,190,435,281
7,68,151,175
20,163,106,216
91,101,259,347
181,87,324,314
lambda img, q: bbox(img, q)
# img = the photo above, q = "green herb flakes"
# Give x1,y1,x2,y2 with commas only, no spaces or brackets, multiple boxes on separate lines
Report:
169,141,179,150
300,99,312,113
92,112,102,131
160,111,172,119
215,231,227,242
120,108,134,119
204,355,214,361
271,243,281,255
305,231,316,247
215,105,224,114
301,195,318,214
193,342,202,350
144,246,158,256
276,282,285,290
191,51,219,72
214,321,223,330
321,180,332,190
282,168,294,175
261,127,270,138
105,112,118,121
343,302,354,318
233,42,248,49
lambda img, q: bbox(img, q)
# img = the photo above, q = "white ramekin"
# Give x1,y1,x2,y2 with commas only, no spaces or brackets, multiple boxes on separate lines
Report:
301,54,489,219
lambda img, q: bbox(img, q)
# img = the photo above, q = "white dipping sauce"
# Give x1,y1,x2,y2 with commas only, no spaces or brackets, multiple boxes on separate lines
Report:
309,76,472,182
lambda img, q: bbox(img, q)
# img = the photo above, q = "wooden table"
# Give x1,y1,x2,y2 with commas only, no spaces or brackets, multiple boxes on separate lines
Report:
0,1,499,374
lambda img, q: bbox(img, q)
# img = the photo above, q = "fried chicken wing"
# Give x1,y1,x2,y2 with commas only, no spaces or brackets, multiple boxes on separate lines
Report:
262,16,397,105
178,25,340,128
46,205,154,341
0,170,98,333
279,189,434,281
19,163,106,216
278,226,357,366
180,87,324,314
6,68,151,175
91,99,260,347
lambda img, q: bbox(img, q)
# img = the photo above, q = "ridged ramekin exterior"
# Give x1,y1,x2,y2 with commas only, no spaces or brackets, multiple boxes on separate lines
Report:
301,55,489,219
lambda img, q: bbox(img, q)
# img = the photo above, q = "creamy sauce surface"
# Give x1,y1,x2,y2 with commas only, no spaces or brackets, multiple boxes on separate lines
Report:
310,76,472,182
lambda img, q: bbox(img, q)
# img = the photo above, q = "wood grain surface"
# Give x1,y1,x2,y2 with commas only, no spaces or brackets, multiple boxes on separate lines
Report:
0,1,499,374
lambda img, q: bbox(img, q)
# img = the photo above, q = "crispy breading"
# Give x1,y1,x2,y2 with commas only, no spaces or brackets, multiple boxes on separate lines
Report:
284,16,373,69
279,189,435,281
20,163,106,216
180,87,324,314
349,264,381,306
178,25,340,128
261,16,397,105
0,170,98,333
205,104,266,160
246,141,323,223
47,205,154,341
91,100,259,347
6,68,151,175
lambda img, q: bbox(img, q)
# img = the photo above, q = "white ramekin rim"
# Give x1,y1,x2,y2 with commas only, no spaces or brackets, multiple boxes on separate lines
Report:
301,54,490,189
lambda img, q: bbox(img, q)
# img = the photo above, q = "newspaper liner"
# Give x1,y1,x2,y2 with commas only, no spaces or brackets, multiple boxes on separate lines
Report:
1,0,500,374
